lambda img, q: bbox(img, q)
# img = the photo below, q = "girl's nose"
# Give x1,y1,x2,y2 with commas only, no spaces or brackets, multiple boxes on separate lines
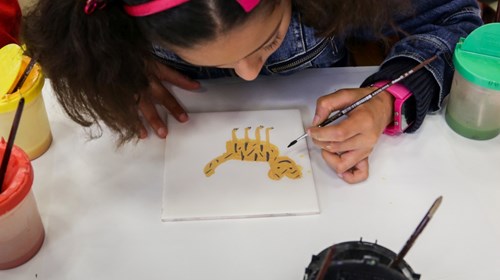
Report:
233,55,264,81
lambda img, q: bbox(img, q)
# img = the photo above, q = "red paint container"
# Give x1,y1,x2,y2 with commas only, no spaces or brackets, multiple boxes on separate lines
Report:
0,141,44,269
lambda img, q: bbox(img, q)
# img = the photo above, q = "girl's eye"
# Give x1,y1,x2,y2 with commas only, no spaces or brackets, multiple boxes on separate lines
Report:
262,34,282,51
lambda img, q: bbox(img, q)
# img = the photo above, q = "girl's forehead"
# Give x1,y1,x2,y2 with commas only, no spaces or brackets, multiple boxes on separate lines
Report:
171,0,291,67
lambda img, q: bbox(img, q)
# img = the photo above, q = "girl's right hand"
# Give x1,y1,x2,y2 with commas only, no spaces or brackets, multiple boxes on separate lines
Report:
308,87,394,184
138,60,200,139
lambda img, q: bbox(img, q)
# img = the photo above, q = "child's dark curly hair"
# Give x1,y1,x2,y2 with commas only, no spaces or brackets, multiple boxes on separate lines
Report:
22,0,279,145
22,0,412,145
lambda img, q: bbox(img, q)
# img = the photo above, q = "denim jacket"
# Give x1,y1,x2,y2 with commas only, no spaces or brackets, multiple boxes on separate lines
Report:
153,0,482,132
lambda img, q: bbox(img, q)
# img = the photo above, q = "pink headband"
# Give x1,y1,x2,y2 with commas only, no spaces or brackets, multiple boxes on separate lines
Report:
122,0,261,17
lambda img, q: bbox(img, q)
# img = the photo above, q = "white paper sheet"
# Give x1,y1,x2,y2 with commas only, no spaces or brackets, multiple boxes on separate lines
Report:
162,109,319,221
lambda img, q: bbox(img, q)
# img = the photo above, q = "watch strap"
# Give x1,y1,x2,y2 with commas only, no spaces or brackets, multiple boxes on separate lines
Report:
373,81,412,136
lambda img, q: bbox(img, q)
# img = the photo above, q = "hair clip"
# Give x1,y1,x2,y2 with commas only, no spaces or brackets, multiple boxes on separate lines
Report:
84,0,107,15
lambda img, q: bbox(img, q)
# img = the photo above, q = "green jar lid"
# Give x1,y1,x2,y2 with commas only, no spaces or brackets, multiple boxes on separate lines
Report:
453,23,500,91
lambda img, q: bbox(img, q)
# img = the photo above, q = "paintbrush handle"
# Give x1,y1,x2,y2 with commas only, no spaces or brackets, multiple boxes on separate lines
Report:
318,87,384,127
389,196,443,268
317,111,344,128
318,55,438,128
0,98,25,193
12,58,37,94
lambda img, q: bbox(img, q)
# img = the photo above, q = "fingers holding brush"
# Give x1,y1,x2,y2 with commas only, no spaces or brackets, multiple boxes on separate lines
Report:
309,87,394,183
289,57,438,183
312,88,362,126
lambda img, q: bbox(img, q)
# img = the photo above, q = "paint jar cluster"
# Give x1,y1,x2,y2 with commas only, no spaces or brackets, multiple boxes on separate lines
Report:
0,44,49,269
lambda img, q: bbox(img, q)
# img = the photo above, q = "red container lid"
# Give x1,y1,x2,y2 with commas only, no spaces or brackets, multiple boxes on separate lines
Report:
0,139,33,215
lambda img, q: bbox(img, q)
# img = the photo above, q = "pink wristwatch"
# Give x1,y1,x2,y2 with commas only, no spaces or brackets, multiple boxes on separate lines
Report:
373,81,414,136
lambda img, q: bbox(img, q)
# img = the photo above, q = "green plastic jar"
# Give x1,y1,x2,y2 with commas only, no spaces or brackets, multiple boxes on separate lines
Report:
445,23,500,140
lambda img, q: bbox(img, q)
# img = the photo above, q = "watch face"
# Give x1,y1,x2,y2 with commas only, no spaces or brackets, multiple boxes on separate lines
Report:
401,96,416,131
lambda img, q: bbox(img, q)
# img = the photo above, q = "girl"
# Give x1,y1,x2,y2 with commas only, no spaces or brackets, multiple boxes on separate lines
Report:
22,0,482,183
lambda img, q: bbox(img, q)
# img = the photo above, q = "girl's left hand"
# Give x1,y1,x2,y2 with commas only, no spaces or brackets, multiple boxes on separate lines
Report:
137,60,201,139
308,87,394,184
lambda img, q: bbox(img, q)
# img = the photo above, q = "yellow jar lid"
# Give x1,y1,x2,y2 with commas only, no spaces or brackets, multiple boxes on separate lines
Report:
0,44,23,98
0,57,45,113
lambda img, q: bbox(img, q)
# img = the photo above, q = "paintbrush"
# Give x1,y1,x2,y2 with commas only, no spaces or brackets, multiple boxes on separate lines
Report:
316,246,335,280
0,98,26,193
388,196,443,269
11,58,37,94
287,55,438,148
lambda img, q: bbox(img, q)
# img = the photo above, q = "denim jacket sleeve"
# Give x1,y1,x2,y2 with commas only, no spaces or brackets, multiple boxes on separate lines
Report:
361,0,482,133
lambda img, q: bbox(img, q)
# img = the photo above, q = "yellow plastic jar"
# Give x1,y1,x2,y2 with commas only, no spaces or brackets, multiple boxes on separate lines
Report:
0,45,52,159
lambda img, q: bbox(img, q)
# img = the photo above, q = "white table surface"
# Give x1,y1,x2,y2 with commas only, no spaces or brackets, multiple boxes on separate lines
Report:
2,66,500,280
